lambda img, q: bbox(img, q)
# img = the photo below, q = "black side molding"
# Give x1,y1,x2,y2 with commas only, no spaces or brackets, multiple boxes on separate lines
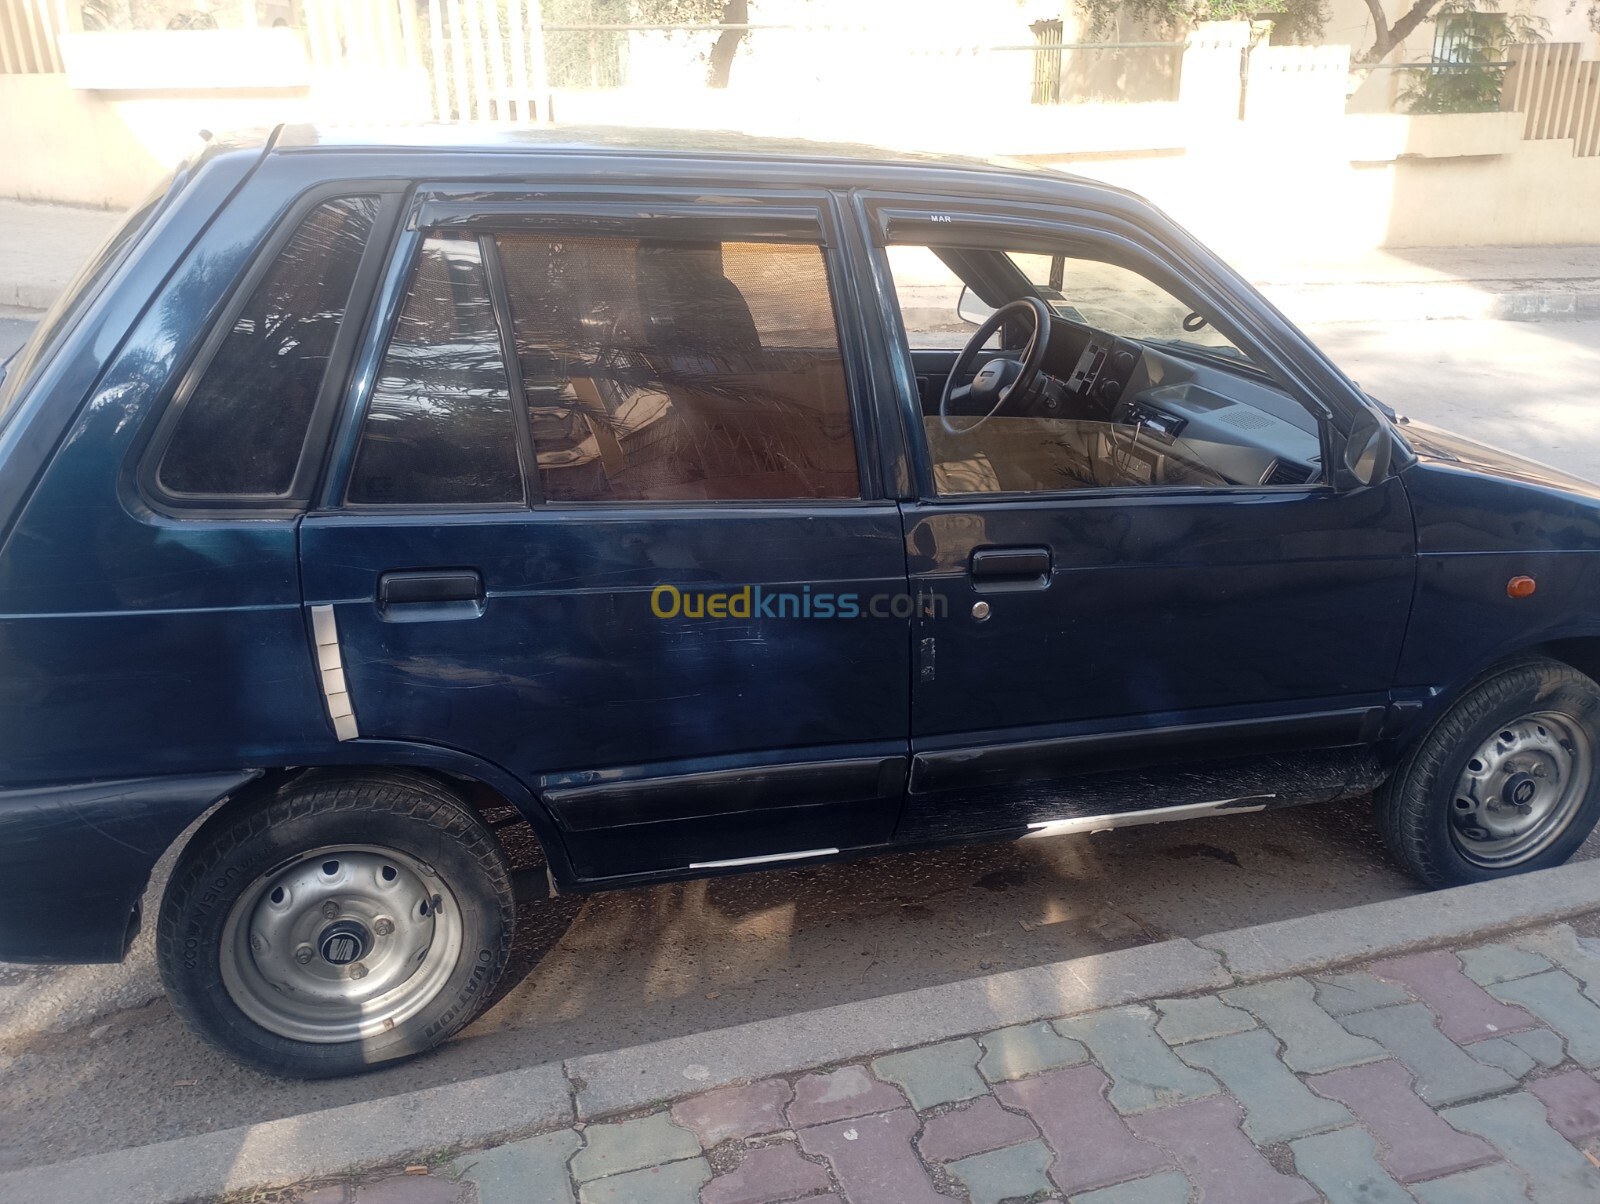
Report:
546,756,907,832
912,707,1386,794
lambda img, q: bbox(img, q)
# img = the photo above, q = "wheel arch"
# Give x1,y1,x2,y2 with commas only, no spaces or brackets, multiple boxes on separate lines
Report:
179,744,577,894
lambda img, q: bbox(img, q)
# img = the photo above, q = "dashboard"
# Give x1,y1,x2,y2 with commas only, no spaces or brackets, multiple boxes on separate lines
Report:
1014,314,1325,489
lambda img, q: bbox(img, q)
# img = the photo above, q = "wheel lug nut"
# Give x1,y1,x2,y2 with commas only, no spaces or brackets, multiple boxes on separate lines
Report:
349,962,368,980
294,944,314,965
321,901,339,920
374,918,394,936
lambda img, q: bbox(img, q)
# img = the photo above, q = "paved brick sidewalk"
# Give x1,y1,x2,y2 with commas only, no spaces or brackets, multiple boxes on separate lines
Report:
292,919,1600,1204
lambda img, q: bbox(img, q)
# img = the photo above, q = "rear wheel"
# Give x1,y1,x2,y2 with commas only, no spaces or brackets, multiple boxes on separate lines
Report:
1377,657,1600,888
157,771,514,1077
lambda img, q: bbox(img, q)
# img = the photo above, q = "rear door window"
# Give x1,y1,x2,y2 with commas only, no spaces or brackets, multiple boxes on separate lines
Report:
344,228,860,507
346,233,525,506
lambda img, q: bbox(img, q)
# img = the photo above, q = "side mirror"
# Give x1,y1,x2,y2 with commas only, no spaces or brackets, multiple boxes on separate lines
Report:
1334,407,1394,490
957,286,996,327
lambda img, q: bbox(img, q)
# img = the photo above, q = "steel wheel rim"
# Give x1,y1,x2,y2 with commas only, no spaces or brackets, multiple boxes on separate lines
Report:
1449,711,1593,868
220,845,464,1044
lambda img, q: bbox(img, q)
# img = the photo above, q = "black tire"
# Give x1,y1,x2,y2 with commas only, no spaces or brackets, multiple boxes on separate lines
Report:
157,770,514,1078
1377,657,1600,888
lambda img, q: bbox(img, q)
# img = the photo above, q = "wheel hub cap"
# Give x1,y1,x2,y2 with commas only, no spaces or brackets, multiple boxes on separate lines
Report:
318,920,371,967
219,845,464,1044
1450,712,1593,867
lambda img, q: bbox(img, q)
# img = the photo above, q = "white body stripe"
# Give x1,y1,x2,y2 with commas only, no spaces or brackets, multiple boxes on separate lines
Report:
310,604,359,742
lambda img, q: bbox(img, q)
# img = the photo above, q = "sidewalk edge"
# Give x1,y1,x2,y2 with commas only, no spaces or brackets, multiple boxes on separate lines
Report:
8,859,1600,1204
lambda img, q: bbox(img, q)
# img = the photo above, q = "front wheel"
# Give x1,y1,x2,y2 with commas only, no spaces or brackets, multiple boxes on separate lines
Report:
1377,657,1600,888
157,770,514,1077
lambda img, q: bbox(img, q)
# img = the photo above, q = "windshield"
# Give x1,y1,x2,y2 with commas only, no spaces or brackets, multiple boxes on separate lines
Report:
1005,251,1250,359
0,173,175,432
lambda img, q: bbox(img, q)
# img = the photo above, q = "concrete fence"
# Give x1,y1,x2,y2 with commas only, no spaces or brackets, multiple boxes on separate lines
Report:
1504,42,1600,155
0,0,63,74
2,11,1600,252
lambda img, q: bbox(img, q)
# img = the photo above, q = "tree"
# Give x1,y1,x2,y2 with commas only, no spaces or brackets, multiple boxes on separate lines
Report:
1072,0,1329,46
1398,0,1546,110
632,0,753,88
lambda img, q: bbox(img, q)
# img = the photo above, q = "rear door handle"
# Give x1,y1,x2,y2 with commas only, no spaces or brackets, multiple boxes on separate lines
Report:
970,546,1052,592
377,570,484,620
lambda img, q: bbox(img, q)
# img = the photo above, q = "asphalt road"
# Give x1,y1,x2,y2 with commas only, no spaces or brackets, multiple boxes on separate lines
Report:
2,314,1599,1172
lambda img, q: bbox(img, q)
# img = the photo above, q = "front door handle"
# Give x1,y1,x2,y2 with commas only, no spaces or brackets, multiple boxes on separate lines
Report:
970,546,1052,592
377,569,484,620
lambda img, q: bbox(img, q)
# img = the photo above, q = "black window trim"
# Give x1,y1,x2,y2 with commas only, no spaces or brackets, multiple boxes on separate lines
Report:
328,194,876,512
136,182,407,518
862,198,1340,505
339,227,532,512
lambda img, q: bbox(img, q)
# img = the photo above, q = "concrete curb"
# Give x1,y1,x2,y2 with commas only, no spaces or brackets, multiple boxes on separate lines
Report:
8,859,1600,1203
0,1064,573,1204
0,281,62,313
567,936,1228,1120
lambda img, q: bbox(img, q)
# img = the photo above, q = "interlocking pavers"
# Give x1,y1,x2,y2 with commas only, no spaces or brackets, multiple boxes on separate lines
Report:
976,1021,1089,1082
352,1178,467,1204
1221,977,1385,1073
1175,1029,1351,1144
1518,924,1600,1002
1053,1005,1218,1114
916,1095,1038,1164
449,1128,584,1204
785,1065,908,1128
1310,971,1410,1017
671,1078,793,1147
796,1109,947,1204
700,1143,831,1204
1306,1058,1496,1183
1505,1026,1567,1068
944,1139,1056,1204
1490,970,1600,1066
1066,1170,1192,1204
992,1064,1171,1196
1457,941,1553,987
576,1157,710,1204
1529,1068,1600,1143
1338,1003,1516,1105
1370,950,1538,1043
1153,995,1256,1044
871,1038,987,1110
570,1113,698,1183
1443,1092,1600,1204
1289,1126,1413,1204
1461,1028,1565,1078
1128,1094,1319,1204
1468,1035,1546,1078
1409,1162,1532,1204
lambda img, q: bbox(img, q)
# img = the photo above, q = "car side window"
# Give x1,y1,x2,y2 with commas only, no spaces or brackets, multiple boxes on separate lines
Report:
156,196,379,497
495,235,860,503
346,233,525,506
890,242,1323,497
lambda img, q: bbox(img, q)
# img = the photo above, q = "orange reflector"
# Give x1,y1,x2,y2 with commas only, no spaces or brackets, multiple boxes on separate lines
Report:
1508,576,1537,599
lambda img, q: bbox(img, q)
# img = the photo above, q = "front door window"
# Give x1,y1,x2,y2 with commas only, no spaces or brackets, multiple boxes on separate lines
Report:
884,241,1324,496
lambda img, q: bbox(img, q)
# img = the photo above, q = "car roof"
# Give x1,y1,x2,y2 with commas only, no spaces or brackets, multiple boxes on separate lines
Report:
266,122,1045,171
236,123,1141,200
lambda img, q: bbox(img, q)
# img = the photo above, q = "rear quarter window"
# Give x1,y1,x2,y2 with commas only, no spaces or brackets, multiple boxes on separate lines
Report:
153,195,382,501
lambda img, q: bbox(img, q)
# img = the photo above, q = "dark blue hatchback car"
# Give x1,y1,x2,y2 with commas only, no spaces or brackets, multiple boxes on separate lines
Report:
4,125,1600,1076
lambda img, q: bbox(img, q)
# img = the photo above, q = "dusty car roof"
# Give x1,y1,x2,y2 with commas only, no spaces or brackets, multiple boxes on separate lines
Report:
268,122,1037,168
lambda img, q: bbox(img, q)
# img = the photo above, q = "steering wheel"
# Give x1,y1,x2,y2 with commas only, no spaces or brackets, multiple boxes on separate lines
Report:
939,296,1053,437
